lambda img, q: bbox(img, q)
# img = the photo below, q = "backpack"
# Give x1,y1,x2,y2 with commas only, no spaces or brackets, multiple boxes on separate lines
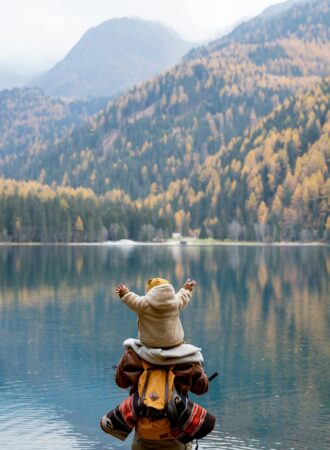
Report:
101,360,216,443
136,360,175,440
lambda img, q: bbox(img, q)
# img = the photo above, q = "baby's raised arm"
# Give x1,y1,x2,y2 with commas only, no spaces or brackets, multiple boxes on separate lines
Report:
183,278,197,291
176,278,197,310
115,284,147,313
115,284,129,297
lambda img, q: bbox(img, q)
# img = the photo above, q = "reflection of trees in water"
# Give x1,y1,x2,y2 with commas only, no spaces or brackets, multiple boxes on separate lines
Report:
0,246,328,335
0,244,328,358
181,246,330,446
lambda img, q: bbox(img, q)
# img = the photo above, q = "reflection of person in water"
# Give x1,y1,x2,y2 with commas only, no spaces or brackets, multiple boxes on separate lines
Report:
100,277,215,448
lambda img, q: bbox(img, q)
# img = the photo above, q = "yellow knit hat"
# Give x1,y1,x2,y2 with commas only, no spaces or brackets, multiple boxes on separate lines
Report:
146,277,169,292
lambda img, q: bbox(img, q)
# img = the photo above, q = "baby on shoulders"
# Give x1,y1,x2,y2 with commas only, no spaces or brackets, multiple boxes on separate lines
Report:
100,277,216,445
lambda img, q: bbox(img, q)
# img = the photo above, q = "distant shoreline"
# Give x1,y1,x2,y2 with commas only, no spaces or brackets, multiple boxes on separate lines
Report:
0,239,328,247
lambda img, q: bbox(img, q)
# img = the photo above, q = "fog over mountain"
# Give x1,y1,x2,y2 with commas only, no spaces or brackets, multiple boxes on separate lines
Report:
29,17,192,98
0,65,39,90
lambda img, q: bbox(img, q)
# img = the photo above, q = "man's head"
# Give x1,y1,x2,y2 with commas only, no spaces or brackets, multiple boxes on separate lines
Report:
146,277,169,292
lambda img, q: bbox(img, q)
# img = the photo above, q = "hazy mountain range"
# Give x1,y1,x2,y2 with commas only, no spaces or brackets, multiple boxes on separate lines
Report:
29,18,192,98
0,0,309,95
0,65,37,90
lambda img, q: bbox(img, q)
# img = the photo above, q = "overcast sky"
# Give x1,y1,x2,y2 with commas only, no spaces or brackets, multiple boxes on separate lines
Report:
1,0,286,72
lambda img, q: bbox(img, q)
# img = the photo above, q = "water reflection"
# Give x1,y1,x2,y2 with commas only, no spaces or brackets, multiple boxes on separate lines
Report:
0,244,329,449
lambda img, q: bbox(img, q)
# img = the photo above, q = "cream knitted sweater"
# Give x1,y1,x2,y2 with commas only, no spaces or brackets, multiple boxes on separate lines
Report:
121,284,191,348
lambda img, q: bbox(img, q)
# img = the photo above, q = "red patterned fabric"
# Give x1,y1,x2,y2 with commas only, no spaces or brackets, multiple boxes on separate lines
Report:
119,394,137,427
182,403,207,436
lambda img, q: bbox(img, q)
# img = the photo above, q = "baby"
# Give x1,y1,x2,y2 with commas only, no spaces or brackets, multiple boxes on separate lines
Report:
115,277,197,348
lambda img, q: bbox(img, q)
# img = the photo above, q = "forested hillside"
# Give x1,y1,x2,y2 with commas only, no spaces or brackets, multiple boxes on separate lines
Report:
220,0,329,47
6,0,330,192
173,80,330,241
0,0,329,242
0,82,328,243
0,88,107,180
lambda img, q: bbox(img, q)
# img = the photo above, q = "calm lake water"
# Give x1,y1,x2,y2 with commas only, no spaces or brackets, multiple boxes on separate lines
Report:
0,244,329,450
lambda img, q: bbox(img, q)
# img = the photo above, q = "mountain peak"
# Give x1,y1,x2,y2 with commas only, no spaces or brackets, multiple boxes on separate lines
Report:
29,17,191,98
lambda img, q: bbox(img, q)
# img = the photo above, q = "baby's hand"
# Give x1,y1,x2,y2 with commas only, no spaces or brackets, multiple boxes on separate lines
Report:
184,279,197,291
115,284,129,298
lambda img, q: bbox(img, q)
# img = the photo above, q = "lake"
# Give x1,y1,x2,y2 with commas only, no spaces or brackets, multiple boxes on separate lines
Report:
0,244,329,450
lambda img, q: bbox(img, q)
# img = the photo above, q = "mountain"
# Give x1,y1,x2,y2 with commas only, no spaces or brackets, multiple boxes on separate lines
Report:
190,0,329,62
185,0,330,80
29,17,192,98
0,0,329,242
21,0,328,192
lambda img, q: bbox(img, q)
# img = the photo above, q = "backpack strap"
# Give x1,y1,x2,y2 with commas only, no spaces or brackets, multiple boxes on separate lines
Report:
139,367,150,406
164,368,170,411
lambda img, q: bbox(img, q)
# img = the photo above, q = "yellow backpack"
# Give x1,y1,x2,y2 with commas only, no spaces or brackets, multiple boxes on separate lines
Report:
136,360,175,440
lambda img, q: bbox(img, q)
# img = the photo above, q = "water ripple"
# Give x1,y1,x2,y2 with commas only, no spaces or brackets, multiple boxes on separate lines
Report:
0,381,99,450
